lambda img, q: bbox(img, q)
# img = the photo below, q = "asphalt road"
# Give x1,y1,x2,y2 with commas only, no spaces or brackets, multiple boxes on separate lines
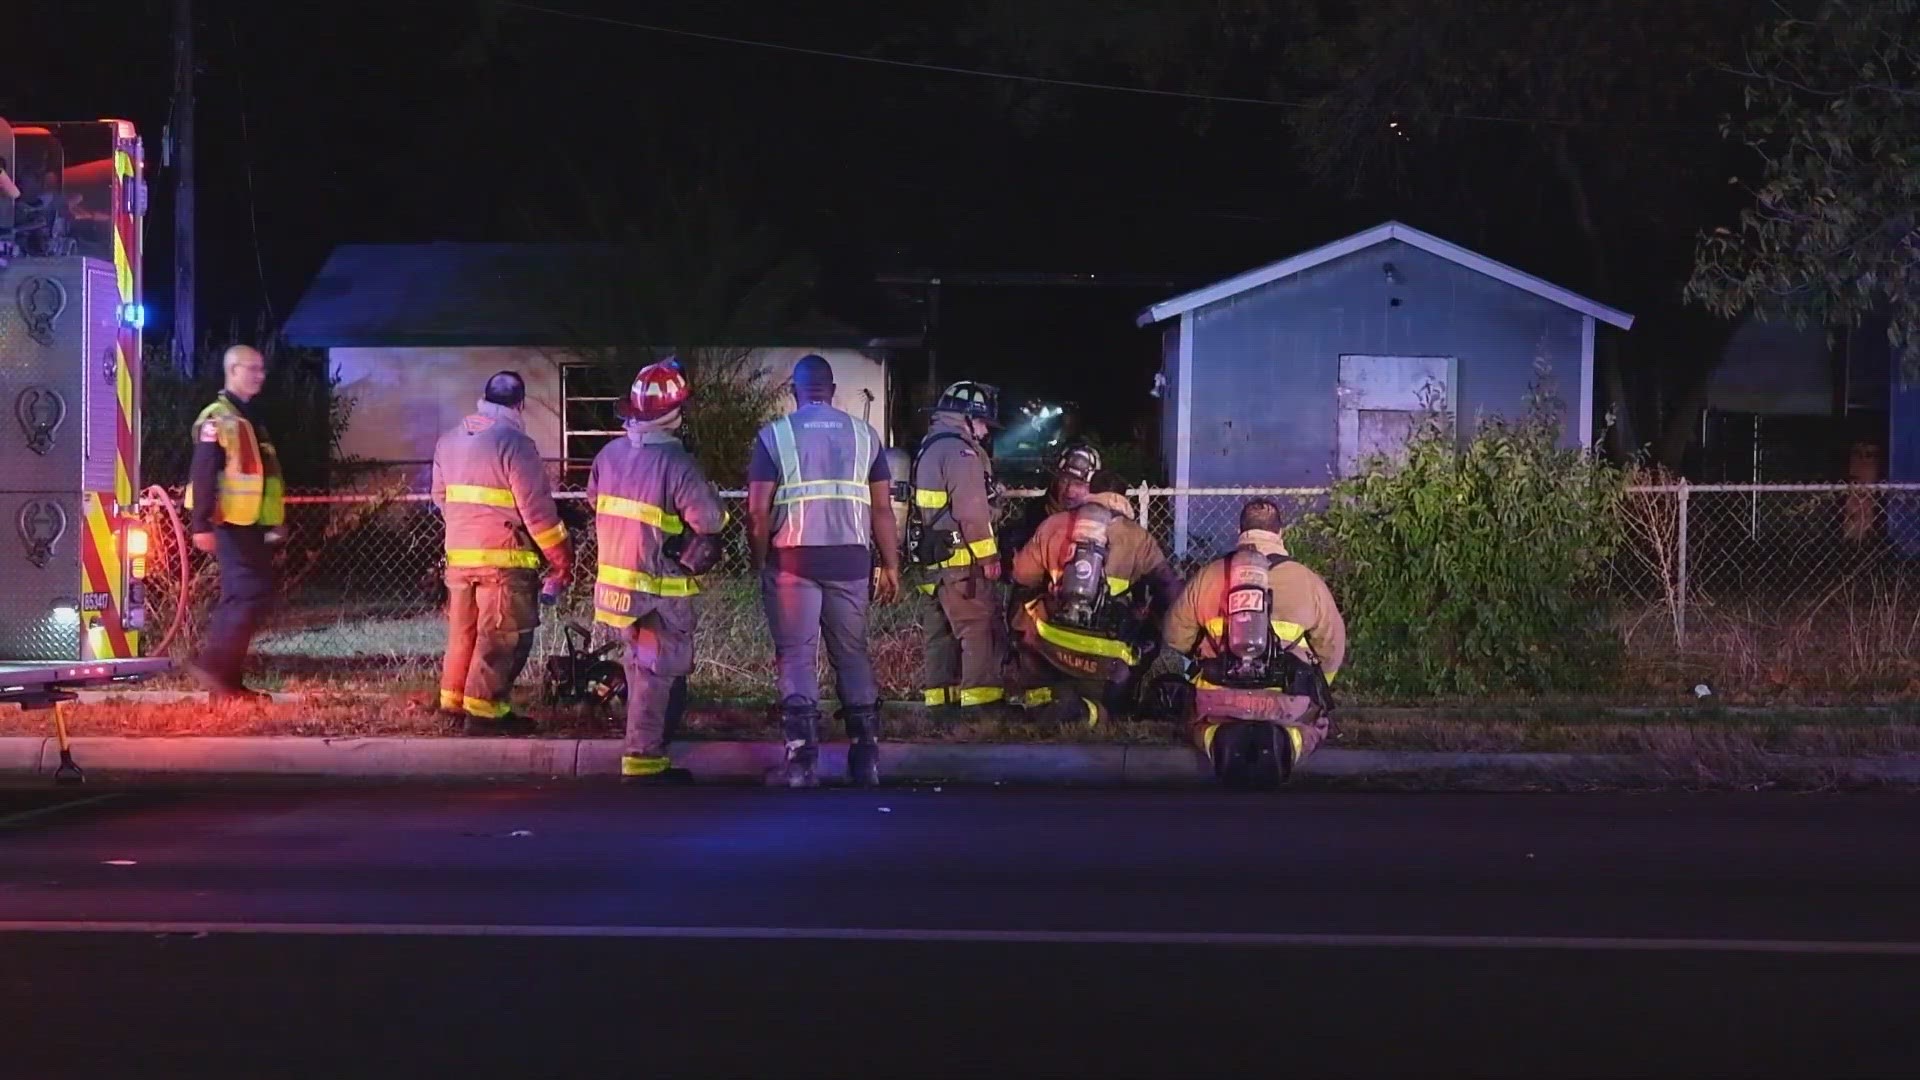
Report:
2,781,1918,1078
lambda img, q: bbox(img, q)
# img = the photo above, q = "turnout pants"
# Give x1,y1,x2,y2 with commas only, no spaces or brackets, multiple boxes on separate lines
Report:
1004,639,1135,728
440,567,540,719
198,524,277,689
1185,687,1329,782
920,567,1004,708
760,566,878,708
619,594,697,773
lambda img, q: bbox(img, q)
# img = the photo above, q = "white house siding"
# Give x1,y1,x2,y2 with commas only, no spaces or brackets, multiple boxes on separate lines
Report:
329,346,571,468
747,347,892,445
330,345,893,477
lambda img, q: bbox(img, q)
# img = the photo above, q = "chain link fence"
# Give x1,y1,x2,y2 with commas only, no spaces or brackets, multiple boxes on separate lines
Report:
137,481,1920,697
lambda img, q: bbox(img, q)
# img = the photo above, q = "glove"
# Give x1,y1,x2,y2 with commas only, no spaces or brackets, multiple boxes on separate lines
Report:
540,573,567,606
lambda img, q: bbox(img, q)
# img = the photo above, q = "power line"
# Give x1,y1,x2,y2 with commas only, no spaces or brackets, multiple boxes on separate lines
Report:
228,13,274,320
502,1,1726,130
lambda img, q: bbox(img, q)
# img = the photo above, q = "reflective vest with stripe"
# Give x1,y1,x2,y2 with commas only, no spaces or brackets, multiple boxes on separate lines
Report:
760,404,876,548
433,408,568,572
588,431,728,628
184,396,285,527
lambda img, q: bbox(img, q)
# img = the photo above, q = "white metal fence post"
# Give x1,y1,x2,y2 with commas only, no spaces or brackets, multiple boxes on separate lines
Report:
1675,480,1690,647
1135,487,1152,528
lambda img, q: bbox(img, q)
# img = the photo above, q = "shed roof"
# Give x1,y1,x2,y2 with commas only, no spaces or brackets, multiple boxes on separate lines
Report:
1135,220,1635,330
283,242,919,350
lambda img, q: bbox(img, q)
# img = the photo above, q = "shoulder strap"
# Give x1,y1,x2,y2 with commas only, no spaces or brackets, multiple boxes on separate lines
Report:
911,431,964,476
1267,553,1292,568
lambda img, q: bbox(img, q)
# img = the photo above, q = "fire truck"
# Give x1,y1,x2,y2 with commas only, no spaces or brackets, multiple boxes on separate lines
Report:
1,115,170,777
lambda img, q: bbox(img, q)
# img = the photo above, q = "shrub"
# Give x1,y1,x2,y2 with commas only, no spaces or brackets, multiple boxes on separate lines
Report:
1291,374,1626,694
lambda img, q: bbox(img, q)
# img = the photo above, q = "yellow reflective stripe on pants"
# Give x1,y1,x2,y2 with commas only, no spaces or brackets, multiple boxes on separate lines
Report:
924,687,951,706
447,547,542,569
446,484,517,509
916,582,936,596
594,609,637,629
463,695,511,719
595,494,684,534
1016,686,1054,707
621,754,670,777
598,564,698,597
438,688,461,710
914,489,950,509
530,522,568,550
958,686,1004,707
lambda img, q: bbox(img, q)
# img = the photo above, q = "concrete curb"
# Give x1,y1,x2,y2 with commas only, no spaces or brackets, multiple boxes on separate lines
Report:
4,735,1917,784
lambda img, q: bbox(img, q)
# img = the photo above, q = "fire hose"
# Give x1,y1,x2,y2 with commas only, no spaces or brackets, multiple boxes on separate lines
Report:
142,484,193,657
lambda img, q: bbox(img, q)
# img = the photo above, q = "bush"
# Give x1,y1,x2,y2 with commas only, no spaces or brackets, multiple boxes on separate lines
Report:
141,329,355,489
1291,375,1625,694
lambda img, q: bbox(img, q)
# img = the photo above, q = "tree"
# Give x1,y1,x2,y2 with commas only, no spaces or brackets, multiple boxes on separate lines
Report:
1687,0,1920,367
543,153,815,487
960,1,1752,464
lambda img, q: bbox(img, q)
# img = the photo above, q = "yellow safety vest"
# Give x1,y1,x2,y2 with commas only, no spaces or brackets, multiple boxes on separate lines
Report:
184,398,285,527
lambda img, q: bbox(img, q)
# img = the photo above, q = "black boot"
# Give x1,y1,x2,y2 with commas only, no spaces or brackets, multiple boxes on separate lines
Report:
772,695,820,788
841,705,882,788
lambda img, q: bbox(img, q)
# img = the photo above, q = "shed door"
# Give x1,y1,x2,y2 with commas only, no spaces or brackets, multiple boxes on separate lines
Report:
1336,355,1456,477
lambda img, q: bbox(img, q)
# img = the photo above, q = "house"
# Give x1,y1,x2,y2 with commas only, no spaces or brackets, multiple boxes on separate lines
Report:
282,242,914,484
1136,220,1635,555
1699,312,1889,484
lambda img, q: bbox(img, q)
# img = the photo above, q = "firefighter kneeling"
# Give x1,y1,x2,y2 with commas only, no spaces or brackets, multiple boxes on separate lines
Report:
1160,499,1347,788
1007,470,1181,727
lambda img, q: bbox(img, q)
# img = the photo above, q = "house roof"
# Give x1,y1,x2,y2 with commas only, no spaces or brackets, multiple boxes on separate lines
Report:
1134,220,1635,330
282,242,920,350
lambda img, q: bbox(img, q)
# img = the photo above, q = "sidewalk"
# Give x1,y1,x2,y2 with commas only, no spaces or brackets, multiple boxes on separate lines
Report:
6,734,1920,785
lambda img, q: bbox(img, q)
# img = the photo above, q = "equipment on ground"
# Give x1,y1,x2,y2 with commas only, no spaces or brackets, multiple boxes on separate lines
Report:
540,619,627,725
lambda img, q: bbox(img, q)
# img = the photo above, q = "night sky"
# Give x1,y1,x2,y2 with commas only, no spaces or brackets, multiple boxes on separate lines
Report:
11,0,1752,453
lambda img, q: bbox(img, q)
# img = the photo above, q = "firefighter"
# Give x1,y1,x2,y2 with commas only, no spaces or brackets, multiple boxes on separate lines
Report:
1160,498,1347,789
185,345,285,701
747,355,901,787
1001,443,1100,573
911,381,1007,713
1007,470,1181,727
589,358,728,783
430,371,573,734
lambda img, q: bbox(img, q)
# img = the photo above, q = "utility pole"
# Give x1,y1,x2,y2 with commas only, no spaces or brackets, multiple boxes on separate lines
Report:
170,0,196,377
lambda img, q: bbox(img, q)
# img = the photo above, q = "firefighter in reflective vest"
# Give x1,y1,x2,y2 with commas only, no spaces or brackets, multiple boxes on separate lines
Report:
1007,470,1181,727
911,381,1006,712
430,371,573,734
748,355,902,787
589,358,729,782
185,344,286,701
1161,499,1347,788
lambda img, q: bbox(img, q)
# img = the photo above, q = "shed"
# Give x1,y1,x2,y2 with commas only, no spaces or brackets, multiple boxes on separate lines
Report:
283,242,912,484
1137,220,1634,555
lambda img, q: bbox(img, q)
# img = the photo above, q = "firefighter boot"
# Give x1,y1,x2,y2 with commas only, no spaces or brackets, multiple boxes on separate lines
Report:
772,695,821,789
841,705,882,787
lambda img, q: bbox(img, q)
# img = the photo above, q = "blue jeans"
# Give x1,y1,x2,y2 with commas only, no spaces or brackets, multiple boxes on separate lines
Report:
759,567,878,708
